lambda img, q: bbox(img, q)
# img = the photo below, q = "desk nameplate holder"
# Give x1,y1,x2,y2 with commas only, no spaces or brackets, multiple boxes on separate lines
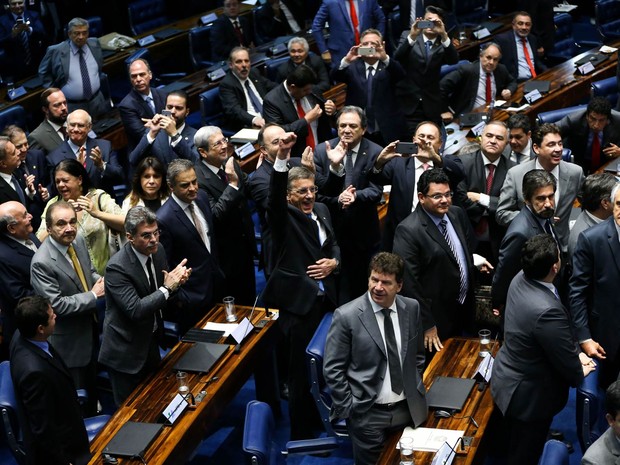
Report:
577,61,595,75
472,28,490,39
524,89,543,104
7,87,27,101
138,35,156,46
160,393,191,426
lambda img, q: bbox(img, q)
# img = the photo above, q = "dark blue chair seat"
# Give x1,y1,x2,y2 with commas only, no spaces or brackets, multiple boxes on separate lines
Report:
199,87,235,137
536,104,587,125
538,439,569,465
128,0,170,36
0,105,28,133
596,0,620,40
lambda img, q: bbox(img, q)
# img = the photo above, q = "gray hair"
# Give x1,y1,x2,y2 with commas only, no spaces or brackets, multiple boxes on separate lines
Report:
611,182,620,207
337,105,368,129
0,213,17,234
287,166,315,190
125,206,157,236
67,110,92,126
67,17,88,33
288,37,309,53
0,136,11,162
194,126,222,150
167,159,194,186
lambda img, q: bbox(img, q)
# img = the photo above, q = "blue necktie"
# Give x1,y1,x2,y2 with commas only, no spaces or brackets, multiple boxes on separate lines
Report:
425,40,433,60
306,213,325,292
11,175,26,205
244,80,263,114
78,48,92,99
366,66,375,131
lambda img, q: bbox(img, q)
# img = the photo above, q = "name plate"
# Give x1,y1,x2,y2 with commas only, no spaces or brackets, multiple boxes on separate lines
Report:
161,393,189,425
207,67,226,81
473,353,494,383
472,28,490,39
470,120,486,137
524,88,542,104
577,61,595,75
7,86,27,100
235,142,254,159
138,35,156,46
229,317,254,345
201,12,218,25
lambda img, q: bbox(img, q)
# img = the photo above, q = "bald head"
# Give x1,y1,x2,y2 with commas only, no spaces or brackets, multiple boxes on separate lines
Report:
0,201,33,240
66,109,92,146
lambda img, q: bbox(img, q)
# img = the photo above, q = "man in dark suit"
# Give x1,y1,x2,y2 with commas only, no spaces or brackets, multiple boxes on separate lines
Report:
394,6,458,132
440,42,517,120
0,0,48,79
324,252,427,465
10,296,91,465
47,109,123,194
332,29,408,146
194,126,256,305
492,170,558,311
0,136,45,207
210,0,253,62
118,58,167,152
311,0,385,69
582,380,620,465
5,125,50,196
570,183,620,387
129,90,198,169
370,121,464,251
556,97,620,174
314,106,383,302
0,201,40,359
276,37,330,94
157,159,221,334
38,17,109,117
219,47,278,131
30,201,105,415
28,88,69,154
254,0,298,44
454,121,514,264
393,168,480,352
99,206,190,405
262,132,340,439
495,11,546,83
492,234,594,465
505,113,534,164
263,64,335,158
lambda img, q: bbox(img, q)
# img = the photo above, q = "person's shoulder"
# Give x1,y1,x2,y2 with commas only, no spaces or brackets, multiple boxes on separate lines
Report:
559,160,584,176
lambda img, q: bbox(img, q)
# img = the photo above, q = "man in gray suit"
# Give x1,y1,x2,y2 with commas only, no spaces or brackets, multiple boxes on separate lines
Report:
324,252,427,465
582,380,620,465
99,206,190,405
38,17,109,117
496,123,584,252
30,201,105,414
28,88,68,154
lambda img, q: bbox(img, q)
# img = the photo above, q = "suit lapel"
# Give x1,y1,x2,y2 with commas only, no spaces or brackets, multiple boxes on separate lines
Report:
127,246,152,294
396,297,410,360
337,0,354,33
358,295,387,357
473,152,487,192
606,219,620,274
418,207,455,260
171,199,203,243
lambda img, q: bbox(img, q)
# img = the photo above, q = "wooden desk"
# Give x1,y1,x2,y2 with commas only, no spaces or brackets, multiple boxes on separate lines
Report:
87,304,279,465
377,338,498,465
453,15,513,61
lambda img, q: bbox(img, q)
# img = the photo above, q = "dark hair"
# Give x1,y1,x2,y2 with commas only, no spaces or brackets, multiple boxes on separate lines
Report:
605,380,620,418
480,41,502,56
128,157,169,208
1,124,26,140
512,11,532,22
15,296,52,339
369,252,404,283
521,234,558,280
532,123,561,147
287,64,318,87
45,200,75,229
40,87,63,109
578,172,617,212
54,158,91,195
167,159,194,187
507,113,531,134
415,120,441,137
257,123,282,147
417,168,450,196
337,105,368,129
125,206,157,236
167,89,189,107
360,28,383,41
522,169,556,202
587,96,612,118
425,5,445,20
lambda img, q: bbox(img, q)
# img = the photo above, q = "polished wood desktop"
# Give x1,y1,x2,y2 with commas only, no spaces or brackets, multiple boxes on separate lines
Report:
377,337,499,465
86,304,279,465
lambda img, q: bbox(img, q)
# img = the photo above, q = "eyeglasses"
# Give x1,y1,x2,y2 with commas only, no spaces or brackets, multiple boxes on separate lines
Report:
289,186,319,195
426,191,453,201
212,137,228,148
139,229,160,240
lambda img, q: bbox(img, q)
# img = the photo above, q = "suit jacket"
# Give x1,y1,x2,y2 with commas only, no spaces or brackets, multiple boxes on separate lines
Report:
569,217,620,358
393,205,476,338
10,333,90,465
262,169,340,315
99,243,168,374
28,119,64,154
582,426,620,465
254,2,294,44
276,54,331,94
311,0,386,67
491,271,583,422
118,87,167,151
495,31,547,80
219,69,278,131
16,149,52,228
38,37,103,89
0,174,25,205
556,109,620,174
569,211,602,262
129,124,198,168
210,14,253,62
495,159,584,251
0,10,47,78
324,294,428,424
47,138,123,194
394,34,459,122
453,150,515,262
263,83,333,157
30,235,100,368
440,61,517,115
332,58,409,143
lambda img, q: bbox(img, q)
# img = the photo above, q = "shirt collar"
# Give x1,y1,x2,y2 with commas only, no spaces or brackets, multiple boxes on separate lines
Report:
535,159,560,179
49,236,70,256
202,159,222,175
368,292,397,313
131,245,151,267
172,192,191,210
481,153,500,167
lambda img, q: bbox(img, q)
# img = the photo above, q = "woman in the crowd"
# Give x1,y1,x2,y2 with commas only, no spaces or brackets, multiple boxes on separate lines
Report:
121,156,169,213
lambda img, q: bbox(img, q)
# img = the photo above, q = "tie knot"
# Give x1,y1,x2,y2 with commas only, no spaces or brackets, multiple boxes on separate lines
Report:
426,40,432,46
146,256,152,267
382,308,391,318
487,163,495,171
521,37,527,44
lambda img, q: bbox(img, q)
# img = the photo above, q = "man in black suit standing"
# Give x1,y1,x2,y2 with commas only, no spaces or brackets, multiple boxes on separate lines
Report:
28,88,69,154
119,58,167,152
263,132,340,439
99,206,190,405
394,6,458,133
440,42,516,120
194,126,256,305
263,64,335,157
314,106,383,302
492,234,594,465
219,47,277,131
506,113,534,164
495,11,546,83
210,0,253,62
332,29,408,146
0,136,41,206
276,37,330,94
10,296,91,465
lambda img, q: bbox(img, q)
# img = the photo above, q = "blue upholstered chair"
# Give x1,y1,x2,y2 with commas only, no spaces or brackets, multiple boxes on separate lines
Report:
189,25,215,70
538,439,569,465
198,87,235,137
536,104,587,125
0,105,27,132
595,0,620,40
128,0,170,36
576,360,607,453
591,76,619,108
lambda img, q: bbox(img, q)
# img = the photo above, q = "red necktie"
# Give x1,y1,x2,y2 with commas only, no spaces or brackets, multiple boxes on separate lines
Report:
348,0,360,45
521,38,537,78
591,132,601,170
485,73,492,104
295,99,316,149
485,164,495,194
232,19,244,45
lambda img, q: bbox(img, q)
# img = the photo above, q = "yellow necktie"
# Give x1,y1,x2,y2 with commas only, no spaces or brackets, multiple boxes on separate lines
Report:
67,244,90,292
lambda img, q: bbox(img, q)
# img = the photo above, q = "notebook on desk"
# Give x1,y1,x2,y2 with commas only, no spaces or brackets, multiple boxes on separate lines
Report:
523,80,551,94
173,342,230,374
426,376,476,411
575,53,609,68
103,421,163,459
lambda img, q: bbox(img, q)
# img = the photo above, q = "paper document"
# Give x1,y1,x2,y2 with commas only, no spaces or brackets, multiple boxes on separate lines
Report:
399,427,464,452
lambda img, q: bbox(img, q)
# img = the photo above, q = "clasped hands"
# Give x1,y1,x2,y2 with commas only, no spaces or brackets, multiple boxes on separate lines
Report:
163,258,192,292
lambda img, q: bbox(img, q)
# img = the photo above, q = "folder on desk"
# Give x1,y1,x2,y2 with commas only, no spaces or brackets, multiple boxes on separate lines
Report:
523,80,551,94
154,28,183,40
575,53,609,68
426,376,476,411
173,342,230,374
103,421,163,459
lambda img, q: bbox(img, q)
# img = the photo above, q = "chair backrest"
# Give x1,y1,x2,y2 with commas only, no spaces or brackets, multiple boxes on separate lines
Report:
128,0,169,36
440,59,470,79
0,105,28,132
189,25,214,70
87,16,104,38
243,400,276,465
548,13,576,63
385,10,401,55
591,76,619,107
595,0,620,40
576,360,607,452
199,87,224,127
264,55,289,83
452,0,488,26
536,104,587,125
539,439,569,465
0,361,26,465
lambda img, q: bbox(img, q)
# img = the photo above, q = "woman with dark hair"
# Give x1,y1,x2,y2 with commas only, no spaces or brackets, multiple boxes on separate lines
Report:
121,156,169,213
36,158,126,275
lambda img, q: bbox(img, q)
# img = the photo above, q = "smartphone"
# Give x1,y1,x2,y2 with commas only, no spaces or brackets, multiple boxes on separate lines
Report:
417,20,435,29
396,142,418,155
161,109,172,117
358,46,376,56
16,17,23,23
